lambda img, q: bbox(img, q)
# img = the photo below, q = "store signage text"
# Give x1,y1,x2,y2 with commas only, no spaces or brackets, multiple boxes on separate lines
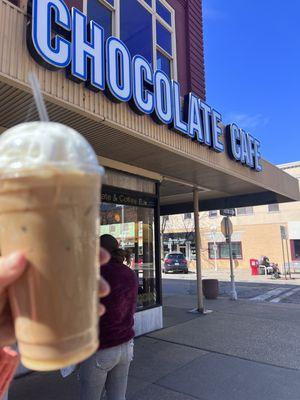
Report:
102,190,156,208
27,0,262,172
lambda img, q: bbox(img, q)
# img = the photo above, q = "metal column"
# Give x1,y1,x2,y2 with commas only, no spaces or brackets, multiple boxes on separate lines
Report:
193,189,204,313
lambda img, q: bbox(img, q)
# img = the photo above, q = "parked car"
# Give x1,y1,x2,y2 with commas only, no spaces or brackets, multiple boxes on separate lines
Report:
163,252,188,274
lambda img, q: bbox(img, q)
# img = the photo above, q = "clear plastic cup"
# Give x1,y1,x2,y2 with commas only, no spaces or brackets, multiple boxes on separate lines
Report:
0,122,103,371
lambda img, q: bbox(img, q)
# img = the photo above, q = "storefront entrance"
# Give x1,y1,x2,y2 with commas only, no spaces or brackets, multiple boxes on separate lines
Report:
100,185,161,315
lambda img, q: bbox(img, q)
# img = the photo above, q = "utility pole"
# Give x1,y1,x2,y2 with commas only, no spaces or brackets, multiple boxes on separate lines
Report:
227,219,237,301
221,210,237,300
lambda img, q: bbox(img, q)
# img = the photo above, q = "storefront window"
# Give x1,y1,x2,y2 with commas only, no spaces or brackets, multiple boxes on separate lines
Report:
101,199,158,310
120,0,153,64
292,240,300,260
268,204,280,213
87,0,113,40
208,242,242,259
157,51,171,77
156,0,172,25
84,0,176,77
156,21,172,55
236,207,253,216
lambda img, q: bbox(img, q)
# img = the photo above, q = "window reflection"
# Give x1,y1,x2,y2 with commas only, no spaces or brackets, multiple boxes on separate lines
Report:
156,0,172,25
121,0,153,64
208,242,243,259
157,51,171,77
87,0,112,40
87,0,176,78
156,21,172,55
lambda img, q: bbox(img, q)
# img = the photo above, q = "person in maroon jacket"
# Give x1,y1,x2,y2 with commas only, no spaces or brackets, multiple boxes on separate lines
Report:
80,234,138,400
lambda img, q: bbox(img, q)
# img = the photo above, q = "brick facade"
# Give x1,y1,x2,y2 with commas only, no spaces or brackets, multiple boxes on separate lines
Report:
186,0,206,99
167,0,206,99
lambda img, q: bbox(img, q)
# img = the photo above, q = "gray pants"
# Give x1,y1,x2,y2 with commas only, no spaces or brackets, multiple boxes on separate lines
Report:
79,340,134,400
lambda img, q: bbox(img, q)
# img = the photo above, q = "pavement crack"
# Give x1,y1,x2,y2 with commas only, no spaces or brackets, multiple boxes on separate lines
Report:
146,336,300,372
154,382,206,400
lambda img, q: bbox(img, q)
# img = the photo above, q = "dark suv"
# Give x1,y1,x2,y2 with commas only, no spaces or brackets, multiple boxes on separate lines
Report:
163,252,188,274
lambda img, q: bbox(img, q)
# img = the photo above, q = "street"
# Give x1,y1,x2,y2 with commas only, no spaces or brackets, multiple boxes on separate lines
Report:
163,272,300,304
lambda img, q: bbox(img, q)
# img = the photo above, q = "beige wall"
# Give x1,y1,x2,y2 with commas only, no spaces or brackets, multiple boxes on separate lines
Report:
163,162,300,270
200,223,287,270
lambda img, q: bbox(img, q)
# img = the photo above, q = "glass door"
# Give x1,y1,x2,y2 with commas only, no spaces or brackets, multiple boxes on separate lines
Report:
100,202,157,310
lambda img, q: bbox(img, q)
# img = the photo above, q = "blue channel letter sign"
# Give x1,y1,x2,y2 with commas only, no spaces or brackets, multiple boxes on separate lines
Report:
26,0,263,172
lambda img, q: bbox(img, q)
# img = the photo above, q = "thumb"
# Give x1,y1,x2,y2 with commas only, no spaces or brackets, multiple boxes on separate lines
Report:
0,252,27,290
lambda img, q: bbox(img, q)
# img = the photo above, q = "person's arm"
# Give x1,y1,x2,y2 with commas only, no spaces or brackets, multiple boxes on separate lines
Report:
0,250,110,398
0,253,27,346
0,347,19,399
0,253,27,400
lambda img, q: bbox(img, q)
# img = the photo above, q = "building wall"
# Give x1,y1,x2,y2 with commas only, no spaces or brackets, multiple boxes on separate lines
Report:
12,0,206,99
186,0,206,99
200,222,288,270
163,162,300,270
167,0,206,99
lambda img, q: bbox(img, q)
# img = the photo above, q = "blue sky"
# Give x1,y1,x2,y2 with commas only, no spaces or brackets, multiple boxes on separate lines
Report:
202,0,300,165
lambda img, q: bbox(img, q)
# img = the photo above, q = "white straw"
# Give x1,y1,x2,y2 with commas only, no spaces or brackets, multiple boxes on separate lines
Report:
28,72,49,122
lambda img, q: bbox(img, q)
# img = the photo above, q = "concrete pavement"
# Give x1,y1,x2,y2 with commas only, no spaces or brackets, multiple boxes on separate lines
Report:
9,291,300,400
163,271,300,303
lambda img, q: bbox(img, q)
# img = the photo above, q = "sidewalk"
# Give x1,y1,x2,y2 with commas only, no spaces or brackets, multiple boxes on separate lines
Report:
169,267,300,285
10,294,300,400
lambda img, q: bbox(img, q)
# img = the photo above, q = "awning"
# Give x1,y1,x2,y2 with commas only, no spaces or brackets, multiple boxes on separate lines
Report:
0,80,298,216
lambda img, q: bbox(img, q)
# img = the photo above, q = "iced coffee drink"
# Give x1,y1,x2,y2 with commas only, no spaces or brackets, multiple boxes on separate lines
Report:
0,122,102,371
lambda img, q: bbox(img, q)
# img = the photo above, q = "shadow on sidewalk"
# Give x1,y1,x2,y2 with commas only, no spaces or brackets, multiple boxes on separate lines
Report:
9,297,300,400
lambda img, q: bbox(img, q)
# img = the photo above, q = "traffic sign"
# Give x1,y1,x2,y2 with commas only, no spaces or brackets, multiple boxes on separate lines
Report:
280,225,287,240
220,208,236,217
221,217,233,238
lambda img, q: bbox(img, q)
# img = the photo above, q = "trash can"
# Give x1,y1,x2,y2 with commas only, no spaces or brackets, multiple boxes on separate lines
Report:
202,279,219,299
250,259,259,275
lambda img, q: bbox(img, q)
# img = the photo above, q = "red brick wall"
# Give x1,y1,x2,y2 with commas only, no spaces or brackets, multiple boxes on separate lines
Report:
167,0,206,100
167,0,189,96
64,0,83,10
186,0,206,100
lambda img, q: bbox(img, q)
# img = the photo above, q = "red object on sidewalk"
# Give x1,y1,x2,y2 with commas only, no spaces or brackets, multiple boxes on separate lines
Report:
250,259,259,275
